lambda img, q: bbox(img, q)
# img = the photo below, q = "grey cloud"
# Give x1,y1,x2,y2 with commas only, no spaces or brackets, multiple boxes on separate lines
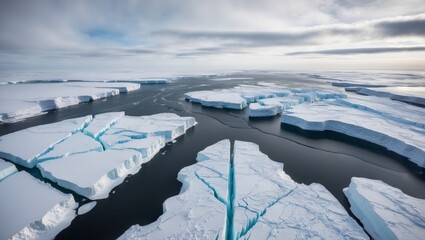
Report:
286,46,425,55
376,19,425,37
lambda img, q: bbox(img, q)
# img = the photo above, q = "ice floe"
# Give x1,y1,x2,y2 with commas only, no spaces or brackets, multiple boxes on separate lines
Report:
0,171,77,240
0,79,170,123
281,98,425,167
0,158,17,181
119,140,367,239
344,177,425,240
77,201,97,215
185,84,346,116
0,112,196,200
346,86,425,106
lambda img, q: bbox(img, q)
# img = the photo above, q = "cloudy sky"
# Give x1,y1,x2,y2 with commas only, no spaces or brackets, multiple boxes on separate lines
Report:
1,0,424,75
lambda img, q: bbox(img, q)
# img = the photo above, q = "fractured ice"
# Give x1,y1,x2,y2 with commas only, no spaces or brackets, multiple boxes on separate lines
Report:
119,140,368,240
0,158,17,182
344,177,425,240
0,171,77,240
0,112,196,200
184,84,346,117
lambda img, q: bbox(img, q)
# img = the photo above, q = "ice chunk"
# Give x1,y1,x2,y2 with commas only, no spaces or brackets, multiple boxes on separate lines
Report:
83,112,125,138
38,149,143,200
119,140,230,239
344,177,425,240
249,103,282,117
36,132,103,161
77,201,97,215
347,86,425,106
0,171,77,240
119,140,367,239
0,158,17,181
0,115,92,167
281,100,425,167
185,91,248,109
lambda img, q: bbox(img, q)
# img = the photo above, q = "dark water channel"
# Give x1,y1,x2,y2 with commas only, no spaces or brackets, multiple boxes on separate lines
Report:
0,73,424,239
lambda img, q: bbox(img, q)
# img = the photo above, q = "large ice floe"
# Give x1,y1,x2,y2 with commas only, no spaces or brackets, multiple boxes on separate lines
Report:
346,86,425,106
281,95,425,167
0,171,78,240
0,158,17,181
0,79,168,123
119,140,368,239
344,177,425,240
185,84,347,117
0,112,196,200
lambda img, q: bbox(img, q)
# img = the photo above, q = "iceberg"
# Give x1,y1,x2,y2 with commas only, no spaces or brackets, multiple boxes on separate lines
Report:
0,115,92,167
0,158,17,181
119,140,367,239
346,86,425,106
38,149,144,200
0,171,77,240
281,99,425,167
0,112,196,201
184,84,346,117
344,177,425,240
0,81,144,123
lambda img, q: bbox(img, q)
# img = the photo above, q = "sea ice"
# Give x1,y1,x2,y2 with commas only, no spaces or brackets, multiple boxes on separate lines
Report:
38,149,144,200
119,140,367,239
346,86,425,106
0,115,92,167
344,177,425,240
77,201,97,215
0,158,17,181
0,79,162,123
0,171,77,240
281,99,425,167
83,112,125,138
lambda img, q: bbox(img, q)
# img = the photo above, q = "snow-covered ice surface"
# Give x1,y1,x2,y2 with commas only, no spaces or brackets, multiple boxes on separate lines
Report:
119,140,367,240
77,201,97,215
281,97,425,167
346,86,425,106
185,84,347,116
0,115,92,167
0,171,77,240
344,177,425,240
0,79,169,123
0,112,196,200
0,158,17,181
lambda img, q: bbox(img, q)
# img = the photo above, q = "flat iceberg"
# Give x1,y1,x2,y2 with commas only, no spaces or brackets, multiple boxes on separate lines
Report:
119,140,367,239
0,79,171,123
0,158,17,181
184,84,346,117
77,201,97,215
0,115,92,167
0,171,77,240
344,177,425,240
38,149,144,200
346,86,425,106
0,112,196,201
281,99,425,167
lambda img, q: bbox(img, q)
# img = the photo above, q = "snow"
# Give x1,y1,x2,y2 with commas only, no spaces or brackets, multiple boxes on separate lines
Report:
0,158,17,181
119,140,367,239
118,140,230,240
0,115,92,167
346,86,425,106
38,149,144,200
111,136,165,158
281,99,425,167
210,77,254,81
0,171,77,240
344,177,425,240
77,201,97,215
0,81,142,123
